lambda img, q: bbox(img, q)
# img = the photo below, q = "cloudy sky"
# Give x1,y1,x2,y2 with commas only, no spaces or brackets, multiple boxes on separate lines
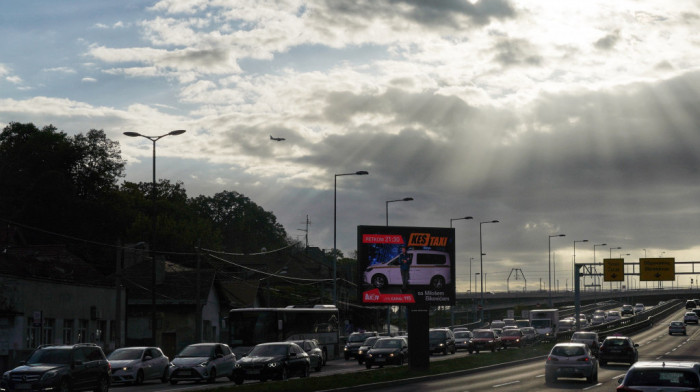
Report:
2,0,700,293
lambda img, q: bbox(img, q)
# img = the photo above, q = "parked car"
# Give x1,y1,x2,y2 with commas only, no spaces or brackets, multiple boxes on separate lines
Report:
599,336,639,366
617,361,700,391
684,311,699,324
234,342,309,384
363,249,452,289
429,328,456,355
570,331,600,356
500,329,524,348
344,331,378,360
621,304,635,316
468,329,502,353
108,346,169,385
290,340,324,371
454,331,473,351
545,343,598,384
356,336,380,364
169,343,236,384
0,343,111,392
669,321,687,335
633,303,645,314
365,337,408,369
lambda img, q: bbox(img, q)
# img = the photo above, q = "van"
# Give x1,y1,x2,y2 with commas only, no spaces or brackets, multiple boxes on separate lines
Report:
363,249,451,290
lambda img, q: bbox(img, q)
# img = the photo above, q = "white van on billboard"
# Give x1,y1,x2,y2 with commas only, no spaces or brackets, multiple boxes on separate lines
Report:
363,249,451,290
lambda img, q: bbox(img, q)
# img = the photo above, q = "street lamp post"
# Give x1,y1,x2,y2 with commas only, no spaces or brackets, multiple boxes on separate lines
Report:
123,129,186,346
548,234,566,307
333,171,369,307
386,197,414,226
449,216,473,326
573,240,588,292
593,243,606,292
479,220,499,321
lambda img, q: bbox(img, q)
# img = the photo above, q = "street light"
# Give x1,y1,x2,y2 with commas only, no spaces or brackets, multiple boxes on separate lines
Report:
593,243,606,292
548,234,566,307
334,171,369,307
386,197,413,226
449,216,472,326
123,129,186,346
609,246,621,258
573,240,588,291
480,220,499,321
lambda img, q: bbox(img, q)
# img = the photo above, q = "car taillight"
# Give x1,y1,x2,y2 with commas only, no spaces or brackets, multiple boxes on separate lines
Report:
577,357,590,362
547,356,558,361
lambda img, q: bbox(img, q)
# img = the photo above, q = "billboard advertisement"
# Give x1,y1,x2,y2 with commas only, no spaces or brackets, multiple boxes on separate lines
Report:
357,225,456,306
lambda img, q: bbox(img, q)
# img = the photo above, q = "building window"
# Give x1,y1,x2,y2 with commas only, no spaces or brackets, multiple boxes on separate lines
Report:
77,319,88,343
63,319,74,344
25,317,40,349
43,318,55,345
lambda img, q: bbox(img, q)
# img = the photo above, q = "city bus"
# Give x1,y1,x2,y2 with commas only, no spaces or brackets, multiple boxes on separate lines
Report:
228,306,339,359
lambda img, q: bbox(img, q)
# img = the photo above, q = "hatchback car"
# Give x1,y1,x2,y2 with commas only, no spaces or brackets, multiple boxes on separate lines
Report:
356,336,380,364
545,343,598,384
520,327,538,345
365,337,408,369
684,311,699,324
289,340,324,371
591,315,606,325
0,343,111,392
454,331,473,351
233,342,309,384
669,321,687,335
468,329,502,353
500,329,524,348
686,300,697,309
108,346,169,385
344,331,378,360
599,336,639,366
571,331,600,356
606,311,623,322
617,361,700,391
169,343,236,384
428,328,456,355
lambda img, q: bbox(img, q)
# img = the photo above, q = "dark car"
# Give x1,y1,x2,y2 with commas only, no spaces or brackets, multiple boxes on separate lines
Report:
289,340,324,371
233,342,309,384
169,343,236,384
365,338,408,369
669,321,687,335
616,361,700,391
356,337,380,364
1,343,111,392
500,329,524,348
621,305,634,317
468,329,502,353
344,332,378,360
599,336,639,366
429,328,456,355
686,300,697,309
454,331,473,351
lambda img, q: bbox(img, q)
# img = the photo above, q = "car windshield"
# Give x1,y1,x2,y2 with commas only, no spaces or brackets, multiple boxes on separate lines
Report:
502,330,521,336
530,319,550,328
374,339,402,348
26,349,72,365
363,337,379,346
551,346,585,357
107,348,143,360
572,333,596,340
604,339,629,347
249,344,288,357
178,345,212,357
429,331,447,339
349,334,368,343
626,369,699,387
454,332,471,338
671,322,684,326
473,331,494,338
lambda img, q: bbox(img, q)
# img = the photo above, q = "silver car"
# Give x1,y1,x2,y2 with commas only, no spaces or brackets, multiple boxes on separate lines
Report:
545,343,598,384
618,361,700,391
169,343,236,384
108,346,170,385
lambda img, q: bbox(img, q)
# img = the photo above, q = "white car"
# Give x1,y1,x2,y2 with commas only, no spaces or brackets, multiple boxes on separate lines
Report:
108,346,170,385
169,343,236,384
633,303,645,313
363,249,451,290
605,310,622,322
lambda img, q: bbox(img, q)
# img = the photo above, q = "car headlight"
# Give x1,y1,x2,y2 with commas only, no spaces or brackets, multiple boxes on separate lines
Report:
121,366,132,371
3,372,10,381
267,362,281,368
40,370,59,381
368,354,373,358
439,343,444,347
358,350,363,355
234,363,241,368
197,360,210,367
344,347,349,351
389,353,395,357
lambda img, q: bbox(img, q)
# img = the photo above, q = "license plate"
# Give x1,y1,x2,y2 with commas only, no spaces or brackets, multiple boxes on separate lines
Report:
248,369,260,375
14,384,31,390
375,358,386,362
179,370,192,376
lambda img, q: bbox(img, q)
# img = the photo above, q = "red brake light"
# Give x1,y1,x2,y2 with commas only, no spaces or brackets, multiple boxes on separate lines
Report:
577,357,590,362
547,356,558,361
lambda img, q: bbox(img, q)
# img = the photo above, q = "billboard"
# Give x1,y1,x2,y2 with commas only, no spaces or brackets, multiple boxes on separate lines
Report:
357,225,456,306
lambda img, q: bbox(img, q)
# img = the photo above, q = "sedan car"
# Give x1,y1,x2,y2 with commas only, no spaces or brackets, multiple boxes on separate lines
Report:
684,311,699,324
633,303,645,314
169,343,236,384
605,311,622,322
365,337,408,369
669,321,687,335
454,331,473,351
108,346,169,385
599,336,639,366
621,304,635,316
520,327,538,345
500,329,524,348
233,342,310,384
290,339,324,371
545,343,598,384
591,315,606,326
468,329,502,353
356,336,380,364
617,361,700,391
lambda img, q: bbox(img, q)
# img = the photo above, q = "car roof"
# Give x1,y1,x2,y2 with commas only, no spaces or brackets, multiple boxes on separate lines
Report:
553,342,587,347
629,361,700,371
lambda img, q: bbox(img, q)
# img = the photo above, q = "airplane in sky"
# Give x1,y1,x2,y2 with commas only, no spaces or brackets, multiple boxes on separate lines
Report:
270,135,286,141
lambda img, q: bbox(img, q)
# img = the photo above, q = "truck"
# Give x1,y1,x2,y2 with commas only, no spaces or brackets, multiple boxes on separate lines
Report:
529,309,559,342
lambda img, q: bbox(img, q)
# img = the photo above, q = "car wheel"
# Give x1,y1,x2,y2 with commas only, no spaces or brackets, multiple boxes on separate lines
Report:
430,275,446,290
94,375,109,392
58,379,70,392
451,346,456,354
545,373,555,384
170,379,178,385
234,377,244,385
281,367,288,381
161,367,169,383
344,354,350,360
371,274,388,289
135,370,144,385
366,363,372,369
316,362,322,372
443,346,448,355
207,367,217,383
